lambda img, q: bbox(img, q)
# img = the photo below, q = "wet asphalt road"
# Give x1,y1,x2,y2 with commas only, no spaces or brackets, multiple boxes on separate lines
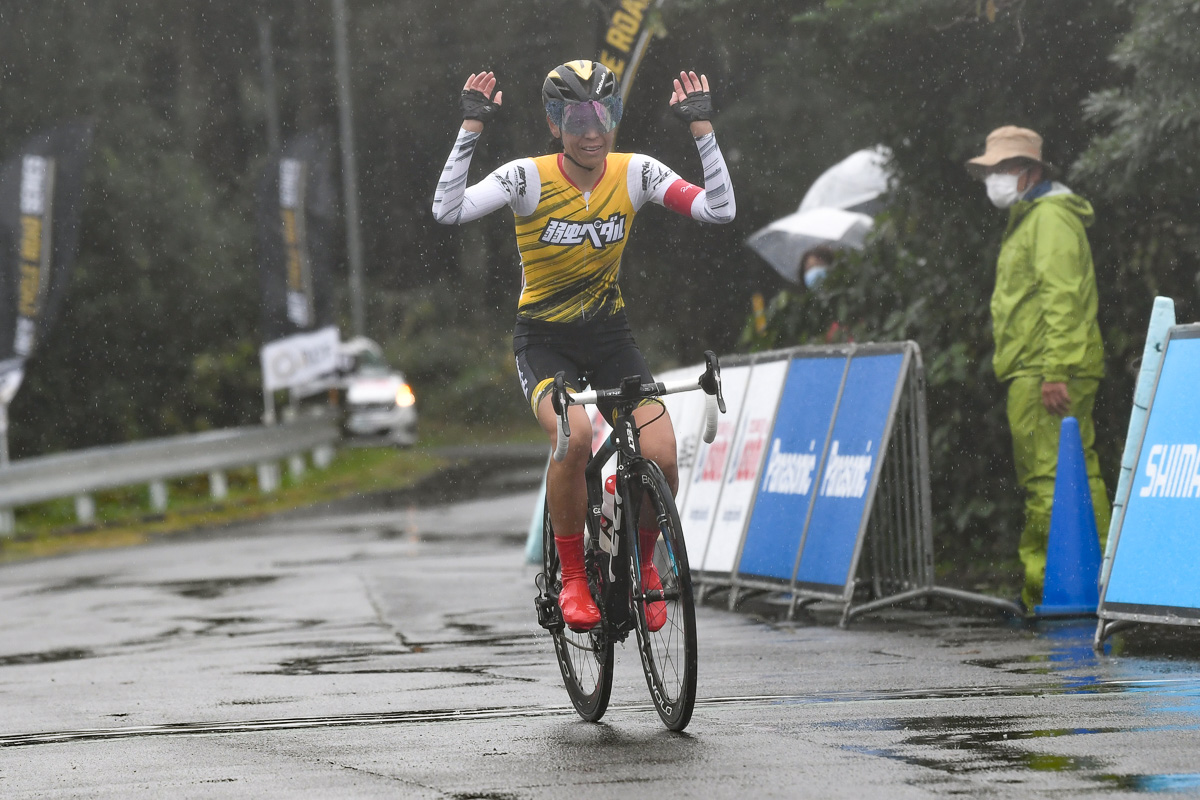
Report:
2,448,1200,798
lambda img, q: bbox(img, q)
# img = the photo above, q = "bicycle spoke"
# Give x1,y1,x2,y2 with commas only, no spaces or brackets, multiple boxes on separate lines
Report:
542,501,613,722
628,461,698,731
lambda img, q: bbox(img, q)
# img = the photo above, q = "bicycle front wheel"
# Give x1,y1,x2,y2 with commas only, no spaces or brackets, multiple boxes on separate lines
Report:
542,500,613,722
627,460,698,731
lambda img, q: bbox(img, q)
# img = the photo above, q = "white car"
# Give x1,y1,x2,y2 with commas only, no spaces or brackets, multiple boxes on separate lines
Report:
341,340,418,445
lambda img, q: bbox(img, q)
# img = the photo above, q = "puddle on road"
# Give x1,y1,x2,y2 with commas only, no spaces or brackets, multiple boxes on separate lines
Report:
21,574,282,600
155,576,279,599
1099,773,1200,792
835,713,1200,794
0,647,95,666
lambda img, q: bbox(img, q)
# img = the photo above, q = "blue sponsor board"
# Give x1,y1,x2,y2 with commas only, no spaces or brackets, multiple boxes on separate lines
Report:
736,356,844,582
794,353,904,593
1103,332,1200,619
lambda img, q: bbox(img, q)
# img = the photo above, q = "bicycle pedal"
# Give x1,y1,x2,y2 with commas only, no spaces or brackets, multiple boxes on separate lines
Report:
535,593,564,632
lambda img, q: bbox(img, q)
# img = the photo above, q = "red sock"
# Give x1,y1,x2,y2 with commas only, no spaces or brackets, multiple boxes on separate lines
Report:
639,527,659,565
555,533,587,582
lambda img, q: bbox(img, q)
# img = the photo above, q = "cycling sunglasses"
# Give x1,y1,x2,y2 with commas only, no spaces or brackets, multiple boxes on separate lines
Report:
559,97,623,136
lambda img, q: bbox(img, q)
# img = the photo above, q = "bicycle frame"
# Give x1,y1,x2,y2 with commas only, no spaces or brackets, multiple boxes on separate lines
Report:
582,398,650,637
537,352,723,730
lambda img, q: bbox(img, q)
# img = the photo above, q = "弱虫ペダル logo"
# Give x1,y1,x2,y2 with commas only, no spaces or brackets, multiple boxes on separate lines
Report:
539,213,626,249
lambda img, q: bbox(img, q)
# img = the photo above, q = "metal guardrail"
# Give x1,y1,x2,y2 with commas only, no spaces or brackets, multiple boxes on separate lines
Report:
0,414,340,534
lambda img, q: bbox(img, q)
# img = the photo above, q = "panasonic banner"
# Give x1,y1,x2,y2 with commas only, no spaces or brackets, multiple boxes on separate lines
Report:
735,353,846,584
792,352,904,594
523,341,1007,624
1099,325,1200,629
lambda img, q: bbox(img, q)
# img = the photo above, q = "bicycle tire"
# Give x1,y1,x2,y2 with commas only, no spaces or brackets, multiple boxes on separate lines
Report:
627,460,698,731
542,500,614,722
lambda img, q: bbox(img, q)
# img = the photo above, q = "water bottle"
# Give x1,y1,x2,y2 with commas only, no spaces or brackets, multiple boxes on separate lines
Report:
599,474,617,553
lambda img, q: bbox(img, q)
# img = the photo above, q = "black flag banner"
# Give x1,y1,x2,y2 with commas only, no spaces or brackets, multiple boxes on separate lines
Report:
0,120,93,404
256,128,337,344
597,0,667,105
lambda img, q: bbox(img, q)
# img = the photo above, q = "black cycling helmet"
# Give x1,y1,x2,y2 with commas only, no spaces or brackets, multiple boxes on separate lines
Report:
542,60,618,105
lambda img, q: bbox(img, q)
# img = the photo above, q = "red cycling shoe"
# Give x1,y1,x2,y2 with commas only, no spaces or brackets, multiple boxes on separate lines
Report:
639,527,668,632
640,562,667,632
558,576,600,632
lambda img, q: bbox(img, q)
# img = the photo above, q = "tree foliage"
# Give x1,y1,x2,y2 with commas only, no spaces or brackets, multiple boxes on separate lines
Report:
0,1,1194,586
747,0,1200,580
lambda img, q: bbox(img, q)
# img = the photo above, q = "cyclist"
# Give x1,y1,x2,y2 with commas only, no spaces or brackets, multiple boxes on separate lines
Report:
432,61,735,631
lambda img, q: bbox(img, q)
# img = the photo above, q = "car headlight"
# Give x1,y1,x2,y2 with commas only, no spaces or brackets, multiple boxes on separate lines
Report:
396,383,416,408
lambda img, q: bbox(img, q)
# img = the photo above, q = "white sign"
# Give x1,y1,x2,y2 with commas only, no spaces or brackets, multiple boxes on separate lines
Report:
279,158,303,209
260,326,339,392
20,156,49,215
0,359,25,405
656,364,707,511
702,358,788,573
678,364,752,570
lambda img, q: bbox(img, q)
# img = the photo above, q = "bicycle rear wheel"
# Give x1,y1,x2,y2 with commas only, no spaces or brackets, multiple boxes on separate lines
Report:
627,460,698,731
542,501,613,722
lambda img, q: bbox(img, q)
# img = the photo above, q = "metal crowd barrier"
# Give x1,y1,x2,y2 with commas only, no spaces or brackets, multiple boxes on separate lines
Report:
0,413,339,535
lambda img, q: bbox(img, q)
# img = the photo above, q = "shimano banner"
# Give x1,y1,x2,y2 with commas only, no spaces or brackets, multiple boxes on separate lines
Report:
256,128,337,344
0,120,93,401
1100,325,1200,624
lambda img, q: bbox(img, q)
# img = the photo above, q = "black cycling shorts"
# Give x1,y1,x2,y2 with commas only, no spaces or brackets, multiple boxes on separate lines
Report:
513,310,655,421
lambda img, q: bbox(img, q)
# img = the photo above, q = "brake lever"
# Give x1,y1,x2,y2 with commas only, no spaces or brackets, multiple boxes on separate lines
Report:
701,350,726,414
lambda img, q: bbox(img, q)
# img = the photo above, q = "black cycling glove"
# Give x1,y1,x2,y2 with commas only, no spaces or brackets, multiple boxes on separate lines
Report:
460,89,501,124
671,90,712,124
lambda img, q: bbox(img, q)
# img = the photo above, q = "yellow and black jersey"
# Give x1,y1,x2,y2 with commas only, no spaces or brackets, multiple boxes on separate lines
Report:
432,128,736,324
515,153,636,323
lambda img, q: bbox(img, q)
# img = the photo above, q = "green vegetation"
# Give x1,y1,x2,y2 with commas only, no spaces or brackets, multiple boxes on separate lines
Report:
0,1,1195,583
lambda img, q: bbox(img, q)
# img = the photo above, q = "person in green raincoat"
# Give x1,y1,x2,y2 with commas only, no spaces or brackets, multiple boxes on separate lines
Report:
966,126,1110,612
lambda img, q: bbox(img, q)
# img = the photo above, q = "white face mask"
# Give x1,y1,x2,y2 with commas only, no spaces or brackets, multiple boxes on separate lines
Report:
985,172,1023,209
803,266,827,289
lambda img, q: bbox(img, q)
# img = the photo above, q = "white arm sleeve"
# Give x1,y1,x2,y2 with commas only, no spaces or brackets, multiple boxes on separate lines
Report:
627,132,735,223
693,132,736,222
432,128,540,224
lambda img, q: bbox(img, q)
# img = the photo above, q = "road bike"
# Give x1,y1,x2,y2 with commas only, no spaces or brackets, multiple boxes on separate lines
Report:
534,352,725,731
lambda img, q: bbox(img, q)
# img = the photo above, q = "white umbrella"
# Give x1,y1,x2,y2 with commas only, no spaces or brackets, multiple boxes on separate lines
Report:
744,207,874,284
747,146,892,283
798,145,892,214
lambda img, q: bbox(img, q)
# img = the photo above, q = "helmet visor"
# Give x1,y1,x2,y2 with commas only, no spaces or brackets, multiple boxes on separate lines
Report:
559,97,622,136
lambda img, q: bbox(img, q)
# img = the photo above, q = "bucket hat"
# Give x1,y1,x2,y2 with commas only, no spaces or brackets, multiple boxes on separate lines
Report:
966,126,1054,179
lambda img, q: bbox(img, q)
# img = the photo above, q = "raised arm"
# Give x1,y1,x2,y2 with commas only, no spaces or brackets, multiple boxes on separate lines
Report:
630,71,735,223
431,72,514,225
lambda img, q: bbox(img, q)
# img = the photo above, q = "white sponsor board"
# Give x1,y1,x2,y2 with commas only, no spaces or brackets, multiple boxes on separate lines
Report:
701,358,788,573
260,326,339,392
654,365,708,510
678,364,752,571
